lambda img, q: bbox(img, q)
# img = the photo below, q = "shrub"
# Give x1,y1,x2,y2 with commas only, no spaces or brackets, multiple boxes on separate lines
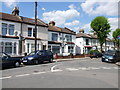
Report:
89,50,100,54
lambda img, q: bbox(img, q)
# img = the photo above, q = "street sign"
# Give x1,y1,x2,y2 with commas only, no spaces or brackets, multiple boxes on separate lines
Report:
118,35,120,39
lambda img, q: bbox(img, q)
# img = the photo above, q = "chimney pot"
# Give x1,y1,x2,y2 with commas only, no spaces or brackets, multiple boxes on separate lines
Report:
12,7,19,16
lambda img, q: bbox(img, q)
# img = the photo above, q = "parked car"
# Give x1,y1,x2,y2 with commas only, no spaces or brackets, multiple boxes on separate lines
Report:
102,50,120,63
22,50,54,65
1,52,22,69
90,52,102,58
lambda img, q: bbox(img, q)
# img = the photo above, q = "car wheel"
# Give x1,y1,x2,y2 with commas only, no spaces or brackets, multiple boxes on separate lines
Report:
49,58,53,63
14,61,20,67
101,59,104,62
34,60,39,65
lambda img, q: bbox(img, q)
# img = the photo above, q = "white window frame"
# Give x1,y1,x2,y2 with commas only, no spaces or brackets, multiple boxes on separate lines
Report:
2,23,15,36
51,33,58,41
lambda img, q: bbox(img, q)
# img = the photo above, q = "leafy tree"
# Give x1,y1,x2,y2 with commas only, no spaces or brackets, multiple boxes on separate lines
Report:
112,28,120,50
90,16,111,52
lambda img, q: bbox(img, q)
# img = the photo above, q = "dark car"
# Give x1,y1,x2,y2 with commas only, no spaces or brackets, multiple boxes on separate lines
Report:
22,50,54,65
1,52,22,69
102,50,120,63
90,52,102,58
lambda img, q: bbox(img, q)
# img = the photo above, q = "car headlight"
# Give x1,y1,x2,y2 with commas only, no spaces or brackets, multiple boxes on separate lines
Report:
28,57,34,60
102,56,105,58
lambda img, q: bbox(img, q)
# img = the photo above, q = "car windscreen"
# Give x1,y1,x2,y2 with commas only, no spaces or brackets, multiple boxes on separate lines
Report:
104,50,116,55
28,51,38,56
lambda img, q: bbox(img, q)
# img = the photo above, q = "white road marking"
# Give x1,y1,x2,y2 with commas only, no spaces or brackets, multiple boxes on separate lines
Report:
51,65,58,72
66,68,79,71
15,74,30,77
51,69,63,72
102,67,111,69
79,67,91,70
51,64,62,72
32,72,46,75
113,67,119,69
90,67,100,70
0,76,12,80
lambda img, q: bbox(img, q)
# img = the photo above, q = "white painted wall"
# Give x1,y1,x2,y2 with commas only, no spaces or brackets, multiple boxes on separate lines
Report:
76,36,115,54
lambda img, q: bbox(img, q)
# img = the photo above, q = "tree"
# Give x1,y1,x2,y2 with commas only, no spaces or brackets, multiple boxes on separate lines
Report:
112,28,120,50
90,16,111,52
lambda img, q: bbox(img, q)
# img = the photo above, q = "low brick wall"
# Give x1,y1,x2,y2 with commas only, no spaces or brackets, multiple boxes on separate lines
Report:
84,54,90,57
56,54,85,59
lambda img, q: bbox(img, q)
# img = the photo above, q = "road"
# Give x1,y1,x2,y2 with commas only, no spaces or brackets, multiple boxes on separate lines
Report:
1,57,119,88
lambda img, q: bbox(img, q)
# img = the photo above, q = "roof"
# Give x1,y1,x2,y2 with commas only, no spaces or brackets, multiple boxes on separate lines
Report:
87,34,97,39
106,38,112,42
0,12,48,27
61,27,76,35
76,32,113,42
48,25,62,32
48,25,76,35
76,33,92,38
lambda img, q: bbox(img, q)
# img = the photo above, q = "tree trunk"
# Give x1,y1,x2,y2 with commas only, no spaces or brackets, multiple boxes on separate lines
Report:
100,44,103,53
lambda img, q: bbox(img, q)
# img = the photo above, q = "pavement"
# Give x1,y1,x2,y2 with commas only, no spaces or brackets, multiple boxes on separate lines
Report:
55,57,120,66
115,62,120,66
54,57,88,62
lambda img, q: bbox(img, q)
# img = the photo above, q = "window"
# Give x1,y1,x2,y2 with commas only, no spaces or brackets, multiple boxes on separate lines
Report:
93,40,96,44
2,23,7,35
86,39,89,45
28,28,32,37
52,46,60,54
9,24,14,35
48,45,51,51
31,44,35,52
52,33,58,41
37,44,39,50
5,42,12,54
14,42,16,54
68,46,74,53
43,45,46,50
27,43,30,53
0,42,4,52
65,35,72,42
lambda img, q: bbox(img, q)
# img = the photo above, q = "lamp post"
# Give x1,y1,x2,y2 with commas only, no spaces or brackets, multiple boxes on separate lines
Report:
34,1,37,52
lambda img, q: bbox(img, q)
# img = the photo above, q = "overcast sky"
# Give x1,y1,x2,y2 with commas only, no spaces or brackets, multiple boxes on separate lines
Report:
1,0,119,38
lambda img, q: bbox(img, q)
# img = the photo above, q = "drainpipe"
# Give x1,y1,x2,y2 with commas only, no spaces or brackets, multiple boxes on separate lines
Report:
19,22,23,55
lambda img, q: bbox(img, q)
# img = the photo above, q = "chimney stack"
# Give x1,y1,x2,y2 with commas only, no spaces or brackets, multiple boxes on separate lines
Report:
93,32,97,35
79,29,84,33
49,21,55,26
12,7,19,16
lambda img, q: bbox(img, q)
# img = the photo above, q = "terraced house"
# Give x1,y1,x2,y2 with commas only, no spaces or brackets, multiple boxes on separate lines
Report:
48,21,76,56
0,7,48,56
76,29,114,54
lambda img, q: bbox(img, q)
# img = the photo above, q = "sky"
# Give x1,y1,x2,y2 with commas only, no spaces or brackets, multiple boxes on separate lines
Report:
0,0,119,38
